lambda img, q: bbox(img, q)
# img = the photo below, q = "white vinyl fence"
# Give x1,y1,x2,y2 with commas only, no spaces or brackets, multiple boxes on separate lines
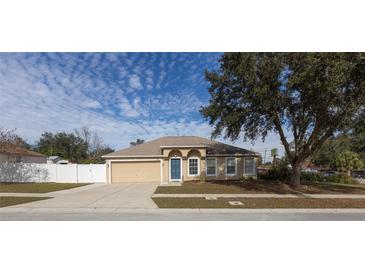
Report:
0,163,106,183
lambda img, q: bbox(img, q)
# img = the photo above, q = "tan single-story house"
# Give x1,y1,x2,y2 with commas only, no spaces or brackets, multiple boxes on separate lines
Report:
102,136,259,184
0,146,47,163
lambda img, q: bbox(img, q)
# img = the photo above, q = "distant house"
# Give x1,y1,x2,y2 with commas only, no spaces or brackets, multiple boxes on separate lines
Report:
47,156,69,164
0,146,47,163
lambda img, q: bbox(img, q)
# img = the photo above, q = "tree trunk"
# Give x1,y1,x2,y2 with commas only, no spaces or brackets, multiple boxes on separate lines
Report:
290,164,301,187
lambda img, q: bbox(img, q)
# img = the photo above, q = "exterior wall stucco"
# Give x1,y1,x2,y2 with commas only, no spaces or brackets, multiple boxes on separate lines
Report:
162,148,206,158
163,158,169,183
162,148,206,183
205,156,257,180
206,156,242,180
105,148,257,184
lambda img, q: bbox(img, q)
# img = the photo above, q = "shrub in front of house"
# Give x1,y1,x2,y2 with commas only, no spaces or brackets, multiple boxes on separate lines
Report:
200,170,206,182
300,172,327,182
239,175,256,182
260,167,358,185
259,163,291,182
301,172,357,184
328,174,357,184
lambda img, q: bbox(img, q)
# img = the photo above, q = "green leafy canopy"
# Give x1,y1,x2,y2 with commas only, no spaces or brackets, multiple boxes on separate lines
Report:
334,150,363,174
201,53,365,185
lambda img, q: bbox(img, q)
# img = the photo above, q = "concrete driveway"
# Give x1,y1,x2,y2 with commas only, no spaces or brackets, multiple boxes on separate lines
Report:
8,183,159,209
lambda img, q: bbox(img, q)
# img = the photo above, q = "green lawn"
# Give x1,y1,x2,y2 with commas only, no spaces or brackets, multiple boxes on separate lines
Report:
0,196,51,207
0,183,90,193
152,197,365,209
155,181,365,195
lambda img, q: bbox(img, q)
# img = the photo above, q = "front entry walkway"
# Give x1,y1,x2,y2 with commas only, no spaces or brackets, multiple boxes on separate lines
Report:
3,183,159,209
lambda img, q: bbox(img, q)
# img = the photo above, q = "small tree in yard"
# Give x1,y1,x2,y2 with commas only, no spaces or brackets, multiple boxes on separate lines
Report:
312,135,352,168
201,53,365,186
130,139,145,146
334,151,363,177
350,110,365,161
0,128,31,150
75,127,114,163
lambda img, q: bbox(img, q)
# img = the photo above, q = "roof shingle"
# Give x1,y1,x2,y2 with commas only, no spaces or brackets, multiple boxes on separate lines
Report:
0,146,46,158
103,136,258,157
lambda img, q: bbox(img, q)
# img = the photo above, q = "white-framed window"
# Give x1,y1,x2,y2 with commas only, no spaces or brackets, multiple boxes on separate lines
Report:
188,157,200,176
206,157,217,176
225,157,237,175
244,157,255,175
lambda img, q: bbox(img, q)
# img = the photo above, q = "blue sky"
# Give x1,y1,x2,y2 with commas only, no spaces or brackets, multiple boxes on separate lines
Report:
0,53,284,159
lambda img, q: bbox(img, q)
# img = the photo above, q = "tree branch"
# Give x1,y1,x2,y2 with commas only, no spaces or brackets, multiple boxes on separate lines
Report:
301,126,335,161
272,115,293,162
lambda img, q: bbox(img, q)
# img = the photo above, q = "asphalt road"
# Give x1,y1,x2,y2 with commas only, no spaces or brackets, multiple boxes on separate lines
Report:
2,211,365,221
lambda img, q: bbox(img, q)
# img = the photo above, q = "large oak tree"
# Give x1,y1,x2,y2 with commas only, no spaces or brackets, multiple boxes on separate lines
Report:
201,53,365,186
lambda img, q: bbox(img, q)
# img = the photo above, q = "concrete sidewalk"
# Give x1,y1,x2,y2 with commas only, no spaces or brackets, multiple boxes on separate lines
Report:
152,193,365,199
0,192,51,197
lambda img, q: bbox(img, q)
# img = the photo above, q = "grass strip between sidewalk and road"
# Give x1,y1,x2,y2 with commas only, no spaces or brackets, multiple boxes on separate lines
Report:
0,196,51,207
0,183,90,193
152,197,365,209
155,181,365,195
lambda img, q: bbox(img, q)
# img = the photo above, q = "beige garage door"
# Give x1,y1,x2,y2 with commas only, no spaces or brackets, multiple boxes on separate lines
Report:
111,161,161,183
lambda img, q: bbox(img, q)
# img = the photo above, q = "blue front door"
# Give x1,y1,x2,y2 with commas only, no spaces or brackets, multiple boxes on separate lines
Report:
170,159,181,181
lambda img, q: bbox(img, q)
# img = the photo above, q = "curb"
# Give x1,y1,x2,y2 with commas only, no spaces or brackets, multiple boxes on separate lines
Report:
2,207,365,214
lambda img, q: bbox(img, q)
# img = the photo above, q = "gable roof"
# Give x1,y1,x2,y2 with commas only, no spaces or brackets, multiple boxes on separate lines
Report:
0,146,46,158
103,136,258,158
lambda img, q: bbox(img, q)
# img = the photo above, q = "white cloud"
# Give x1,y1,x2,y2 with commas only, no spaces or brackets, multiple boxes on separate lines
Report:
84,99,102,109
145,69,153,77
118,96,146,118
105,53,118,63
146,84,153,91
146,90,203,115
0,53,284,156
128,74,143,90
155,70,166,89
145,69,154,90
119,66,129,78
